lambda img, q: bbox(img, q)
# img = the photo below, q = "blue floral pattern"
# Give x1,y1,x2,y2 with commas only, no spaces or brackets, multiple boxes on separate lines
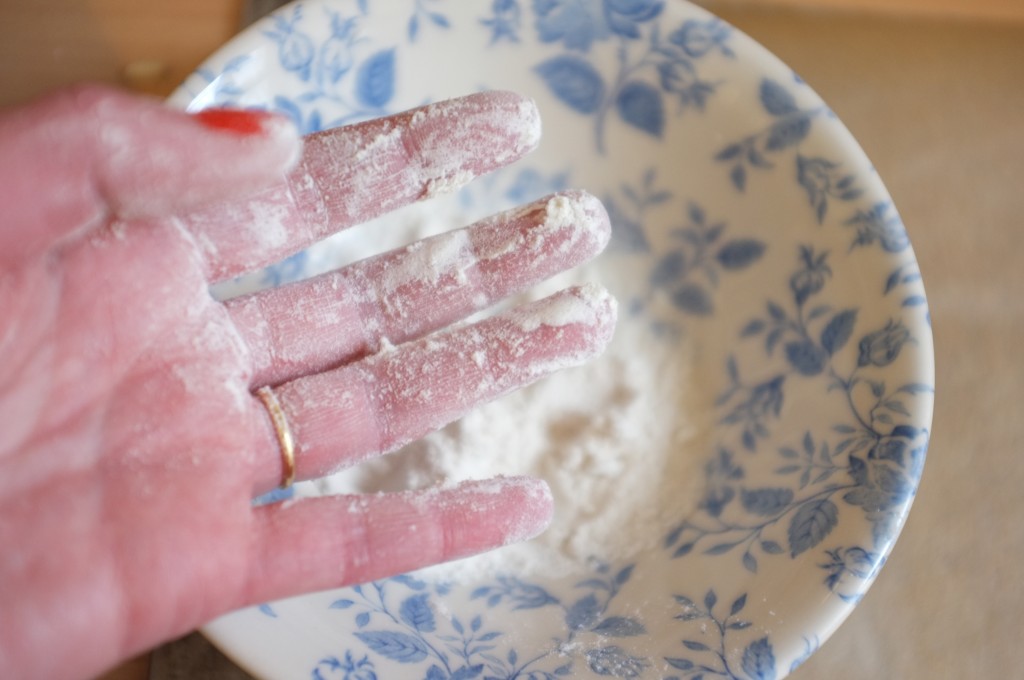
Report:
174,1,934,677
608,169,767,336
526,0,732,152
663,245,930,573
318,563,646,679
665,590,777,680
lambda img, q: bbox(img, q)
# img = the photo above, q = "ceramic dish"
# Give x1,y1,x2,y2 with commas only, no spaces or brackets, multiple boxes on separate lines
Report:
172,1,934,678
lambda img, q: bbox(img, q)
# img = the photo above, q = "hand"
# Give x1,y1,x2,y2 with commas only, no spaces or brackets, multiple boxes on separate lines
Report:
0,86,615,680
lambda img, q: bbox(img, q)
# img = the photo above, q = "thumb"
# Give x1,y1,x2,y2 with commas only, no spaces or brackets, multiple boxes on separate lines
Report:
0,84,301,264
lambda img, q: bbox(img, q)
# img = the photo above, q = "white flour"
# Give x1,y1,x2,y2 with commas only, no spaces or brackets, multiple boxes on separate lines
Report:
294,193,704,580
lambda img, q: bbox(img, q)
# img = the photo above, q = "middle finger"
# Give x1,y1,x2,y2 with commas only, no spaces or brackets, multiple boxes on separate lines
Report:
226,190,610,387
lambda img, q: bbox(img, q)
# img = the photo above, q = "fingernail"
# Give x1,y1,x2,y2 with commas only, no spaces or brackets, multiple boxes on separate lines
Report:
193,108,277,135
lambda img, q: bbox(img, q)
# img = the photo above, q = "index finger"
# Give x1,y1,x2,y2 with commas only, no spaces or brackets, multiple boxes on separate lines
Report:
182,91,542,283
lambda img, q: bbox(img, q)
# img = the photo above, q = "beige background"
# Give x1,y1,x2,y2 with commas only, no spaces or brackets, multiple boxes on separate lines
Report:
1,2,1021,679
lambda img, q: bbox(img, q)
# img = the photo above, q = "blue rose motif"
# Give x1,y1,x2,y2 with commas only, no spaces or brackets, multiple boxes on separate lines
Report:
699,448,744,517
821,546,880,598
844,202,909,252
481,0,523,43
836,546,876,580
533,0,662,51
796,155,837,217
789,245,831,305
533,0,610,51
668,18,731,58
857,319,910,367
843,456,910,514
872,426,928,481
844,428,924,519
317,13,359,85
264,8,315,81
604,0,664,38
657,59,703,100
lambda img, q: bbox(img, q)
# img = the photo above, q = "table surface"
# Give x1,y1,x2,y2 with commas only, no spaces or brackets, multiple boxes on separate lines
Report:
93,5,1023,679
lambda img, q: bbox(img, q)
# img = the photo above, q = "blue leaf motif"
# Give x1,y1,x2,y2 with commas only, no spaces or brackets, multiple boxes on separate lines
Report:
784,340,827,376
566,593,602,630
730,593,748,616
651,250,685,286
591,616,647,637
353,631,429,663
535,55,606,114
425,665,445,680
399,593,436,632
788,499,839,557
615,80,665,137
741,637,777,680
730,164,747,191
392,574,429,591
884,267,904,295
507,579,559,610
451,665,484,680
671,283,713,315
759,79,798,116
329,598,355,609
820,309,858,356
740,487,794,516
615,564,634,585
355,49,396,108
741,321,765,337
665,657,694,670
355,611,371,628
716,239,766,270
764,114,811,150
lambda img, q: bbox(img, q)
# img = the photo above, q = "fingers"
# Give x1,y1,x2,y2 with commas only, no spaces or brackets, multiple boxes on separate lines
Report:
227,190,610,387
182,91,542,282
250,284,617,493
0,85,301,265
243,477,552,604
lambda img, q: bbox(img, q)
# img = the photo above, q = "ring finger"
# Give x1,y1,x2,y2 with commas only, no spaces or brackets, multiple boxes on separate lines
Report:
247,284,616,495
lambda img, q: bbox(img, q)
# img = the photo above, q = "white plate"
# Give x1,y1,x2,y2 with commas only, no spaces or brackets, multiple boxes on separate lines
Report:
173,2,934,678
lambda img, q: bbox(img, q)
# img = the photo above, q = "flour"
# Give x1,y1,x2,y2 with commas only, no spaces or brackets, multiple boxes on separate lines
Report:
298,192,704,581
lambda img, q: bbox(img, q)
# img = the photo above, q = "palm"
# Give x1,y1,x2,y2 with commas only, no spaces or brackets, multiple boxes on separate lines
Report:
0,87,614,680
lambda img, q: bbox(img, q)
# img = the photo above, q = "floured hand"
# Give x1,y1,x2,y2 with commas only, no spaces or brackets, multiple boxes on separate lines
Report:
0,86,615,680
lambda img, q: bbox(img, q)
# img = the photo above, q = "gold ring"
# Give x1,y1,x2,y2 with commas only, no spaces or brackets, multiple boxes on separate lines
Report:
255,385,296,489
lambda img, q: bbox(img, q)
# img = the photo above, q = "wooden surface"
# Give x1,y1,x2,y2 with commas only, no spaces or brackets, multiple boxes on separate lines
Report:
0,0,244,106
705,0,1024,22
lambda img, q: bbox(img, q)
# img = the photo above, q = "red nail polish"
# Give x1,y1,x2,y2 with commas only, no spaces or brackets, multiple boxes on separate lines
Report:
193,108,274,135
